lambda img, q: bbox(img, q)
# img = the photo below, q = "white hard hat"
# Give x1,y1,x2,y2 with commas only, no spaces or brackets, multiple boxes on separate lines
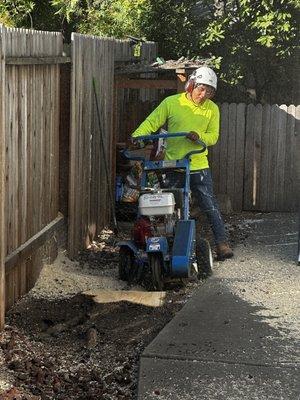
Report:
193,66,218,90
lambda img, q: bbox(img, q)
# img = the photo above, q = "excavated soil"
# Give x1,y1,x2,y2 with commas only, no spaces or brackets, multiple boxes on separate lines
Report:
0,214,250,400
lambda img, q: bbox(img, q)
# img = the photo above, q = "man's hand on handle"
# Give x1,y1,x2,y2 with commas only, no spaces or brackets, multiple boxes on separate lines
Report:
128,137,146,149
186,131,200,142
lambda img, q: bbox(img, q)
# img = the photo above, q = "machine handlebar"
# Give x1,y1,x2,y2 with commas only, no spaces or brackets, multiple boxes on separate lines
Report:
121,132,207,162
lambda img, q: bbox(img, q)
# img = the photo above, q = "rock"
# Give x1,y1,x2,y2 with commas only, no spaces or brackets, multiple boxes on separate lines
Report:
86,328,98,348
17,372,28,381
8,359,23,371
36,369,45,384
46,323,67,336
6,337,16,351
25,360,33,371
53,376,61,393
104,373,114,385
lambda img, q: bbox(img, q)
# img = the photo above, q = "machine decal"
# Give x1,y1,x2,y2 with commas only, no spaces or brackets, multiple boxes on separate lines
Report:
149,244,161,251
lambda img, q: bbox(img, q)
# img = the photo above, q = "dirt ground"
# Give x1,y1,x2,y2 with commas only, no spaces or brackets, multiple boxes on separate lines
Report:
0,214,252,400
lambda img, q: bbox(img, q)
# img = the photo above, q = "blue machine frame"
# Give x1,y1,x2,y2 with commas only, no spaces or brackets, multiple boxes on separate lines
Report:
118,132,206,279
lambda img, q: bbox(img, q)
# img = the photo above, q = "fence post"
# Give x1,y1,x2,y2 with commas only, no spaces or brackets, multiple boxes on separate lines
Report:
0,26,6,329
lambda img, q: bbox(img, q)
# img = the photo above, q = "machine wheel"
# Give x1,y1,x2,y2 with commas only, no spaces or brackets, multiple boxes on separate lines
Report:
149,254,165,291
119,247,134,281
196,238,213,279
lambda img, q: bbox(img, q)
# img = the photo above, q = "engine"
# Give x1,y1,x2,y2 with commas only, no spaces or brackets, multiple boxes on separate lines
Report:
137,191,178,239
138,192,175,217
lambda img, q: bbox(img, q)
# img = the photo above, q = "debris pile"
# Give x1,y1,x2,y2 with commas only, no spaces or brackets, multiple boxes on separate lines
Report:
115,56,213,74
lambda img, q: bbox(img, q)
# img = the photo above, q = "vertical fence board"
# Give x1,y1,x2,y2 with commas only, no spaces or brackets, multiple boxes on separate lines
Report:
233,103,246,211
253,104,263,209
210,114,221,195
276,105,287,210
219,103,229,195
140,42,157,101
292,106,300,210
283,105,295,211
68,34,77,258
0,26,6,328
259,104,271,211
244,104,256,210
82,38,92,248
268,105,280,210
226,103,237,205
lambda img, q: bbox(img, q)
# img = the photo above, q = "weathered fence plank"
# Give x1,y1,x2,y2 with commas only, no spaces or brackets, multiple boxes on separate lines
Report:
259,104,271,211
268,105,280,210
219,103,229,195
0,26,6,329
140,41,158,101
226,103,237,205
292,106,300,210
276,105,288,210
244,104,256,210
234,103,246,210
283,105,295,211
253,104,263,209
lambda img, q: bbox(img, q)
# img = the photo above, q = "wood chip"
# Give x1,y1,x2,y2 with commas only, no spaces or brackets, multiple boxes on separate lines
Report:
83,290,166,307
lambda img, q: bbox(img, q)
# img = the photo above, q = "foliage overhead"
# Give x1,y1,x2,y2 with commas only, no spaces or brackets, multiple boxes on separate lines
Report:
0,0,35,27
197,0,300,102
140,0,203,59
50,0,147,38
0,0,299,103
139,0,300,102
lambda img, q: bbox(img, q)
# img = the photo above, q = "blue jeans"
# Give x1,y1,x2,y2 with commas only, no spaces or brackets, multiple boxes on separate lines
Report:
166,169,227,245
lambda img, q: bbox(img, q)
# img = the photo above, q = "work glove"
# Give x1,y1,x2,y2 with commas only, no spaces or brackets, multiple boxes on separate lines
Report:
186,131,200,142
129,137,146,149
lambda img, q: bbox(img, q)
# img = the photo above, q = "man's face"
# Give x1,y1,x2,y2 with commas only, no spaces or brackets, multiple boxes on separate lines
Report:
191,84,215,104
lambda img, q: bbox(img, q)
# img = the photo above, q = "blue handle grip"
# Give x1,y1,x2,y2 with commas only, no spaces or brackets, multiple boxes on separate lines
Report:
134,132,188,141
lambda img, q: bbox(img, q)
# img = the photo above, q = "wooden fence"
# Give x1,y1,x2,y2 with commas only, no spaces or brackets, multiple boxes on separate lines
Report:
0,26,66,326
69,34,157,258
69,33,115,259
210,103,300,212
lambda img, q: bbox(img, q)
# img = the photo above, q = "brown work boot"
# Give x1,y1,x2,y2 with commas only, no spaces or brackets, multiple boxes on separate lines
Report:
216,243,234,261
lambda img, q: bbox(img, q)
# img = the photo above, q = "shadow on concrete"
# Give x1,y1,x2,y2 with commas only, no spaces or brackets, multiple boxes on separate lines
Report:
138,277,299,399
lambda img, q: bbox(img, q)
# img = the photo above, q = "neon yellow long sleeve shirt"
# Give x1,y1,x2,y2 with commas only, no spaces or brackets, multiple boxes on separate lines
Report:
132,93,220,171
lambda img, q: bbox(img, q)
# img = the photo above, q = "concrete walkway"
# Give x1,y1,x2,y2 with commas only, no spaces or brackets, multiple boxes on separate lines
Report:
138,213,300,399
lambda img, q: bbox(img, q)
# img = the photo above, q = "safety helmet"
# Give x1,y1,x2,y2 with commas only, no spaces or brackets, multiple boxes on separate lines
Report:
185,66,218,92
